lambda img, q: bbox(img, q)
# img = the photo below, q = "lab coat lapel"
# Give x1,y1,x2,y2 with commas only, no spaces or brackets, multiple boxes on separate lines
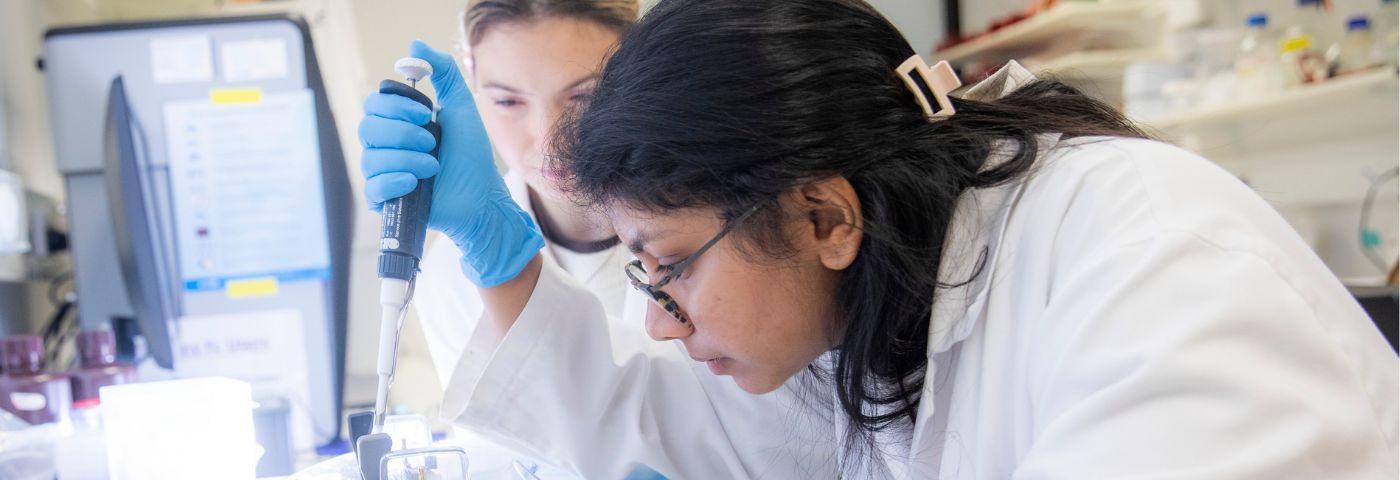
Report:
903,132,1062,478
925,60,1039,355
829,61,1050,478
903,61,1057,479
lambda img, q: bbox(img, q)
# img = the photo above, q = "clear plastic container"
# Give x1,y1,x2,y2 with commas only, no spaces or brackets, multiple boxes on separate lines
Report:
54,403,108,480
0,335,71,426
1289,0,1339,47
1336,16,1381,74
380,446,469,480
1281,0,1336,84
1281,33,1330,85
1236,14,1285,100
1379,0,1398,68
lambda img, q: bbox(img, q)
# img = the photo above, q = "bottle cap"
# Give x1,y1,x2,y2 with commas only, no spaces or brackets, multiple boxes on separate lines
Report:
1348,16,1371,31
1247,14,1267,28
0,335,43,373
77,330,118,367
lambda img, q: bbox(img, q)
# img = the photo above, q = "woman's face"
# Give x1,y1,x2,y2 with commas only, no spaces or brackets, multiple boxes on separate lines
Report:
470,18,618,199
609,179,864,393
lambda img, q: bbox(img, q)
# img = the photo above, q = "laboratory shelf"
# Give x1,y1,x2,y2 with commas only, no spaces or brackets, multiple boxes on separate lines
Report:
934,0,1158,65
1141,69,1399,158
1146,69,1400,132
1029,49,1163,80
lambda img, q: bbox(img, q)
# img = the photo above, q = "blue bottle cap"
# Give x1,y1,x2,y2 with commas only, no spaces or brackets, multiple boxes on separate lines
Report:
1297,0,1322,5
1246,14,1268,27
1348,16,1371,30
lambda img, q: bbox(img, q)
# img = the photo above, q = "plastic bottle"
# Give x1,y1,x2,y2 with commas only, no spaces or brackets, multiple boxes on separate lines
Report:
1291,0,1339,47
1281,0,1336,84
1336,16,1381,74
0,335,72,425
1380,0,1398,68
1236,14,1285,100
69,329,137,404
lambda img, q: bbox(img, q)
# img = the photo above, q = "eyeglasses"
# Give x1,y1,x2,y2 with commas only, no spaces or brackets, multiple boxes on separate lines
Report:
624,202,766,329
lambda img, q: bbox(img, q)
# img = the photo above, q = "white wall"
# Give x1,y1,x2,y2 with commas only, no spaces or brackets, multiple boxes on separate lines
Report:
1,0,62,201
867,0,948,55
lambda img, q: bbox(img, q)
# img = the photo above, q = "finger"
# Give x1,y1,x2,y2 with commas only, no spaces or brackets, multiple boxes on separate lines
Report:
409,39,474,109
359,116,435,152
364,93,432,125
365,172,419,204
361,148,440,180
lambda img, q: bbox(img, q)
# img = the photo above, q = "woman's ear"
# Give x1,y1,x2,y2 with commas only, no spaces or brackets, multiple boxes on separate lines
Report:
797,177,862,271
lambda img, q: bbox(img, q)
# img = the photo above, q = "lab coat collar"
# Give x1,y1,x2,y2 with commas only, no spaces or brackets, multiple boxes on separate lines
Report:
503,171,554,267
961,60,1036,102
927,60,1042,355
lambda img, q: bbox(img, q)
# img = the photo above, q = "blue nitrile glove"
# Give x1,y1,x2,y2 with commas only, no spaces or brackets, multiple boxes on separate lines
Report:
360,40,544,287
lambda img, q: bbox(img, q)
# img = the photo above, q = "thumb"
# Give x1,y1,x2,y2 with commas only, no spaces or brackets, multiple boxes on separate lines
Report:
409,39,472,108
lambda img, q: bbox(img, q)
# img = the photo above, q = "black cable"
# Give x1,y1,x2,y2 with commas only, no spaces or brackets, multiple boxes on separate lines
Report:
40,271,78,367
41,300,74,367
40,301,71,342
1360,168,1400,274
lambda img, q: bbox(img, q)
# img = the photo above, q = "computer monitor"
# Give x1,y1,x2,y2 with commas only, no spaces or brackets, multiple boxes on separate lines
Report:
103,76,179,369
44,16,353,458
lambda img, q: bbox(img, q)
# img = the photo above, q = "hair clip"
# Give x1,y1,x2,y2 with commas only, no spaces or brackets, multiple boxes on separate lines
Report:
896,55,961,119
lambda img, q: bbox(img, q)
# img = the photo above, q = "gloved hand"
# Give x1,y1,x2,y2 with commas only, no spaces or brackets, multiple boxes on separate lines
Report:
360,40,544,287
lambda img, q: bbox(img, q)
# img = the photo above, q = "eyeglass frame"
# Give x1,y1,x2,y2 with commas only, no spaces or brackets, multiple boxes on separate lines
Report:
624,201,767,329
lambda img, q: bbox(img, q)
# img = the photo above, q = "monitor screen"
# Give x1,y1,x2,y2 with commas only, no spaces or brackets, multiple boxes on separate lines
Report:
163,88,331,292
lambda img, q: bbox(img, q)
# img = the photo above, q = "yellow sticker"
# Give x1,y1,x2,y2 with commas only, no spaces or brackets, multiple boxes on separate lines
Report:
209,87,263,105
1280,35,1313,54
226,277,278,299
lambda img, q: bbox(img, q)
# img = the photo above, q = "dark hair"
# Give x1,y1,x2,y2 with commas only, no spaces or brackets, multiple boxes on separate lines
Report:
460,0,638,47
555,0,1146,469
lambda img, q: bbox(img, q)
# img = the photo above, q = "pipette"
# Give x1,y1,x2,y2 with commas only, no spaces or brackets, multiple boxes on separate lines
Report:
357,57,437,480
373,56,436,434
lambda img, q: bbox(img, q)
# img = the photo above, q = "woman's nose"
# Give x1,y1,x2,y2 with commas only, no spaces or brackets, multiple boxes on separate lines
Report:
531,102,565,155
645,304,692,341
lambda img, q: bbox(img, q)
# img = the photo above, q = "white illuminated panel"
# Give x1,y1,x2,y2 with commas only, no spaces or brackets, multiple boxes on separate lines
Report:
101,377,260,480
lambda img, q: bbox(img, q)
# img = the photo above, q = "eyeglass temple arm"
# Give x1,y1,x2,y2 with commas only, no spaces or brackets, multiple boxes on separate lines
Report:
655,203,766,288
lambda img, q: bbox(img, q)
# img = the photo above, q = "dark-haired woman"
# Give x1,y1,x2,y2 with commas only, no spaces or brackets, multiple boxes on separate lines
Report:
360,0,1399,477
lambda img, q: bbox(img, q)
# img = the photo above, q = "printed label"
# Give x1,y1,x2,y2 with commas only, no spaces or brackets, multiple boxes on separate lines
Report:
10,392,46,411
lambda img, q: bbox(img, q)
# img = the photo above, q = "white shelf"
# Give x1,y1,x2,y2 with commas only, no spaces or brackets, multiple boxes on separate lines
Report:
1146,69,1400,131
935,1,1159,64
1029,49,1164,80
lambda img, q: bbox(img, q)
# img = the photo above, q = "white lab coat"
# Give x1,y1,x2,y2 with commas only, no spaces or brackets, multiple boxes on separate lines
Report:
435,134,1399,479
416,173,840,478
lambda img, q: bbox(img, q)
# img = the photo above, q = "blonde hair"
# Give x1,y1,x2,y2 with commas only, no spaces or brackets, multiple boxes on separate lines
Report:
461,0,639,47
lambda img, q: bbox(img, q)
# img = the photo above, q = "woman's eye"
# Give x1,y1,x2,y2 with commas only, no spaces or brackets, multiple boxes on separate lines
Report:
569,93,592,103
493,98,523,108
